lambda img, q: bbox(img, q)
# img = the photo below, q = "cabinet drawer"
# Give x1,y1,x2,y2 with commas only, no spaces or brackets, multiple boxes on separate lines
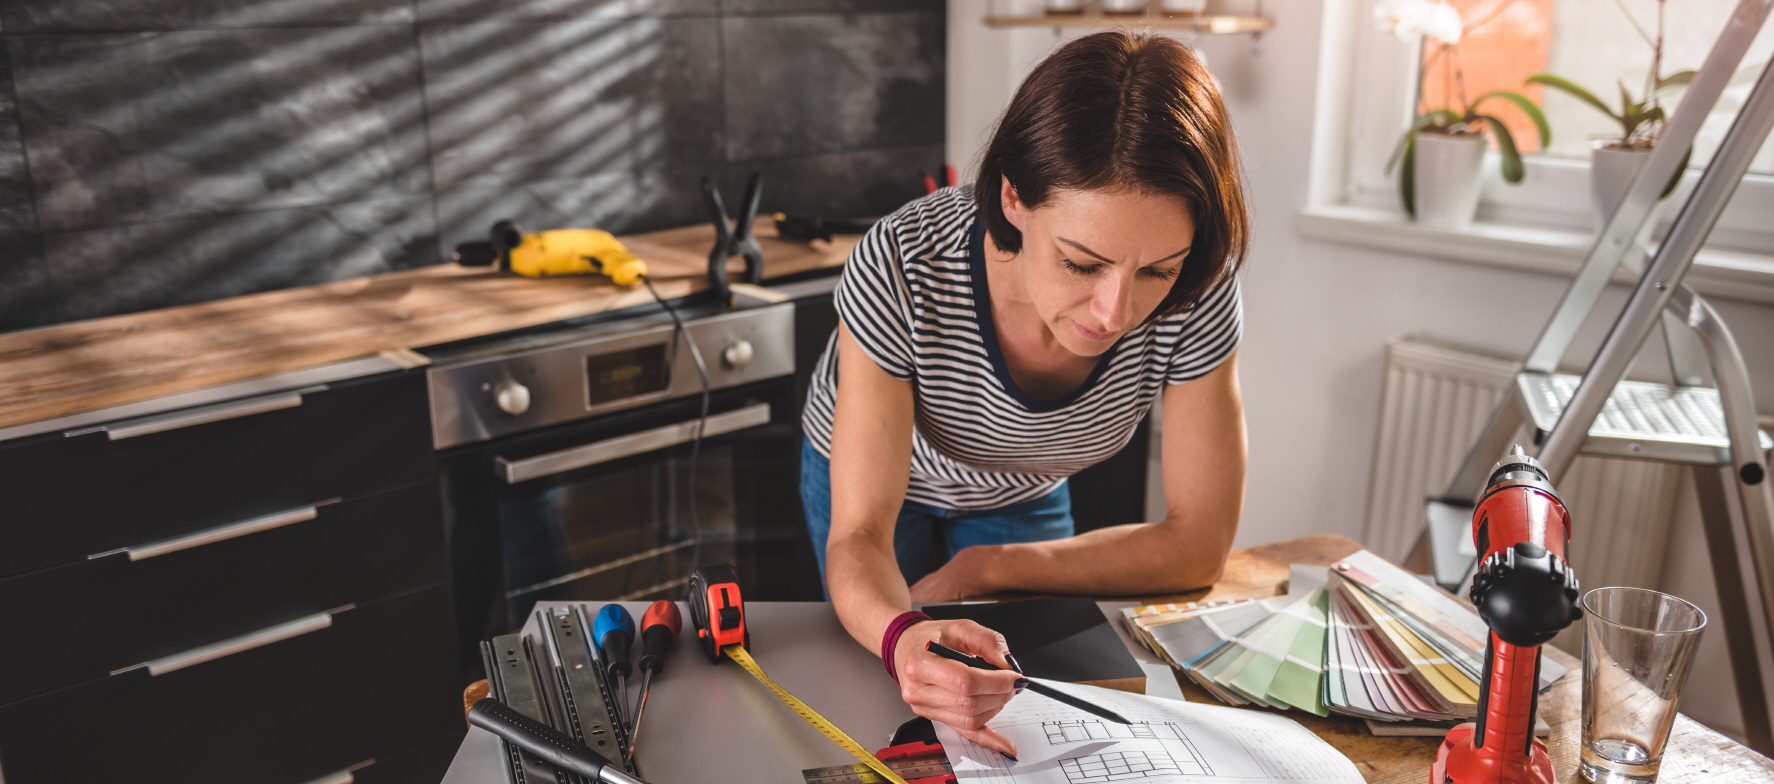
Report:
0,372,434,579
349,733,464,784
0,482,445,705
0,586,459,784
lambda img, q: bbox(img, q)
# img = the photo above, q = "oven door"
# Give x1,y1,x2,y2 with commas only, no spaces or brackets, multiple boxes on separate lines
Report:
443,378,819,664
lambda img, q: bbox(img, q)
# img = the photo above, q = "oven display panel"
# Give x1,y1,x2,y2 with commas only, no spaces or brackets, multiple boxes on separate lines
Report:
586,344,670,406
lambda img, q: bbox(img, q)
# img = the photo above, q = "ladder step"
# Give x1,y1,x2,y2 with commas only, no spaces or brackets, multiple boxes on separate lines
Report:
1518,373,1772,464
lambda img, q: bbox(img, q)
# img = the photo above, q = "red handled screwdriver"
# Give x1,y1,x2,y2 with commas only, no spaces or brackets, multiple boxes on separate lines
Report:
627,600,681,764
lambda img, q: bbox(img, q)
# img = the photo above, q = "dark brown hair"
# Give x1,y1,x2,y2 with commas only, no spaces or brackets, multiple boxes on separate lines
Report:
975,31,1248,324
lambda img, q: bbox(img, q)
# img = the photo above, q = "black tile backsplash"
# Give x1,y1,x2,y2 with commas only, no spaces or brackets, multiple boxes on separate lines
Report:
0,0,416,32
42,195,439,321
0,235,55,331
420,17,723,192
722,0,944,15
0,1,944,333
12,27,430,232
415,0,717,23
722,12,943,161
0,51,35,236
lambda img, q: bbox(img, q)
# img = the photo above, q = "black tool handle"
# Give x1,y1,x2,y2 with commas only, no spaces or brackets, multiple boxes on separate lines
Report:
602,628,634,681
734,172,765,284
733,172,762,241
701,176,735,305
468,697,646,783
637,599,681,675
639,625,673,674
700,177,733,249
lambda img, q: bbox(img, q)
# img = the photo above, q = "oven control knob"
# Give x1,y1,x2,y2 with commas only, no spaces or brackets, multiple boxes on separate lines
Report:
722,340,754,369
493,380,532,416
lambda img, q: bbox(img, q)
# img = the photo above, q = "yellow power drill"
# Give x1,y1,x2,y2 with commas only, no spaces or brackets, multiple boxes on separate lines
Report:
453,220,648,285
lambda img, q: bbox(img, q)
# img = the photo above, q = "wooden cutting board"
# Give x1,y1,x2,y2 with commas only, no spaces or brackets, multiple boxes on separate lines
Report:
0,218,857,431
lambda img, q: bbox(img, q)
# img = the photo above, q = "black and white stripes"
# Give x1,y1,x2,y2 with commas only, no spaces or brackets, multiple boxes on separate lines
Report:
802,187,1241,511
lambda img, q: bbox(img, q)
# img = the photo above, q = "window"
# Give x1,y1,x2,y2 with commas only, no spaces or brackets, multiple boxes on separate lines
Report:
1313,0,1774,258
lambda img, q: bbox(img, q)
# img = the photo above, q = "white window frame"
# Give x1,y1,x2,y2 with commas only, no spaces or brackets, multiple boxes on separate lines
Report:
1299,0,1774,306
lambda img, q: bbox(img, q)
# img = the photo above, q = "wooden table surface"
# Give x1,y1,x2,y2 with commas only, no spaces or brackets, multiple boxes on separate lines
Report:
1151,535,1774,783
0,218,857,430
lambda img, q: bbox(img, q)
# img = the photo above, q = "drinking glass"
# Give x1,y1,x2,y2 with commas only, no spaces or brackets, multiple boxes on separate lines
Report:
1579,587,1707,784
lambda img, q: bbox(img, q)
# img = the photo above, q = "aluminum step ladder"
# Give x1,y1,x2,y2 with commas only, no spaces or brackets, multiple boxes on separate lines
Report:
1420,0,1774,754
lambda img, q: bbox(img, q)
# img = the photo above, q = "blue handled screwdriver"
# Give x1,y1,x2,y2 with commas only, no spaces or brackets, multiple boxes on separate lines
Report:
594,604,637,722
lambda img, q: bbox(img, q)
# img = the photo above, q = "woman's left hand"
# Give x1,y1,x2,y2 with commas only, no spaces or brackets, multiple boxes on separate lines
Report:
909,545,998,602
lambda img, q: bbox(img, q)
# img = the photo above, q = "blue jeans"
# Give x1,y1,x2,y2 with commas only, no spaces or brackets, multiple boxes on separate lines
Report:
800,438,1075,590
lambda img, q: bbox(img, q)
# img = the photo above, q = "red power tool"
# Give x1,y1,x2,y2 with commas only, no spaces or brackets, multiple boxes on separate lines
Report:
1432,446,1584,784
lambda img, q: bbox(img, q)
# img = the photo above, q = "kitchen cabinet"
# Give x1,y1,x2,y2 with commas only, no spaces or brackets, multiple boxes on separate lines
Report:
0,373,435,579
0,587,459,784
0,369,459,784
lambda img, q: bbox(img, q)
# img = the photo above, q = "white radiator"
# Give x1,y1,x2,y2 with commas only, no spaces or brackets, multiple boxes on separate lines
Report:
1362,337,1682,641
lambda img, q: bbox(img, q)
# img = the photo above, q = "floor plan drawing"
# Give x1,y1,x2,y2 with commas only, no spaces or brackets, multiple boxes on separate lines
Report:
1043,721,1167,744
933,678,1365,784
1059,750,1186,783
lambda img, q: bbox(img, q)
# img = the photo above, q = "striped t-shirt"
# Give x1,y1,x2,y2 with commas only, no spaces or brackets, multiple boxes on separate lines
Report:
801,187,1241,510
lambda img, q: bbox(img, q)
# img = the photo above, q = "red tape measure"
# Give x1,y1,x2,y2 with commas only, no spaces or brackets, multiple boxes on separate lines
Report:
687,563,749,662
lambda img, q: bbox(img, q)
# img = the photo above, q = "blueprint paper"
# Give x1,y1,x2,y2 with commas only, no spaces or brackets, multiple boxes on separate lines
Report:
933,679,1363,784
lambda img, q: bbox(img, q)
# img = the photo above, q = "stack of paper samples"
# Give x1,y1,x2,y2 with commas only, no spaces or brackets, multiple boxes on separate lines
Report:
1121,550,1566,726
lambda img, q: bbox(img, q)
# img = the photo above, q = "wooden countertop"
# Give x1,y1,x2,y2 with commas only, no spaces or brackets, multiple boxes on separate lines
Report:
0,219,856,431
1143,535,1774,783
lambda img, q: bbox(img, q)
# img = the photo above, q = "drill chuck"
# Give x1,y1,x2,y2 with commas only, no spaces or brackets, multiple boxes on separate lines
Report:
1470,542,1582,647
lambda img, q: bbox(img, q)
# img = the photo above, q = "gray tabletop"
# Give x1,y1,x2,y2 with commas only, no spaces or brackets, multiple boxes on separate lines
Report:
441,601,1179,784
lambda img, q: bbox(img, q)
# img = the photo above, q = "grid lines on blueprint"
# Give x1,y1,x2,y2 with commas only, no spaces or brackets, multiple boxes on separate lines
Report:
1044,721,1213,779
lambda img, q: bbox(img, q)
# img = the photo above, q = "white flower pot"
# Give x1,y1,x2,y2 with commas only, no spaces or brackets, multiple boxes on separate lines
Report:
1412,132,1487,229
1591,143,1660,234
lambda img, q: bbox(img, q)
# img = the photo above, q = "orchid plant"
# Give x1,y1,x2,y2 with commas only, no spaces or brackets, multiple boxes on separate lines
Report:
1525,0,1691,196
1377,0,1551,216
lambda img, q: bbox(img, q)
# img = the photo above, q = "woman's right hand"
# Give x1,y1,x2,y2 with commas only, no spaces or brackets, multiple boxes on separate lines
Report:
892,619,1025,757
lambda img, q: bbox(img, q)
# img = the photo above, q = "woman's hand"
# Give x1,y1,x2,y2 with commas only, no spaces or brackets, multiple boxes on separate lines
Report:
893,619,1024,757
908,545,998,603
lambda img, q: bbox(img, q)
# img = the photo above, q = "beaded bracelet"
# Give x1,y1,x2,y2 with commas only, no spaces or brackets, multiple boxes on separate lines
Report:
881,611,932,682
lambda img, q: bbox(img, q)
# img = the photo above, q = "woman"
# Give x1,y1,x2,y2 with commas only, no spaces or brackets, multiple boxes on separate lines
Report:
799,31,1247,757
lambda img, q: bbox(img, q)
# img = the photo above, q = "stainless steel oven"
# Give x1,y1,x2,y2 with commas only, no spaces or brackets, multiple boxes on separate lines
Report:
428,298,822,674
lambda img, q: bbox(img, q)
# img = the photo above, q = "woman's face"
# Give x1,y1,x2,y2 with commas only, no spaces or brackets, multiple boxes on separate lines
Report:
1000,179,1195,357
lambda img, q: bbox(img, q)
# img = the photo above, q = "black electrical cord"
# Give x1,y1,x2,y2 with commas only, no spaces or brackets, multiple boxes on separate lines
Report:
639,274,711,581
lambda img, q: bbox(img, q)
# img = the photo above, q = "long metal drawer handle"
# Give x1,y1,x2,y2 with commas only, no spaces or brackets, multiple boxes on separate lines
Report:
297,761,373,784
496,402,771,484
120,501,336,562
96,385,326,440
142,612,334,676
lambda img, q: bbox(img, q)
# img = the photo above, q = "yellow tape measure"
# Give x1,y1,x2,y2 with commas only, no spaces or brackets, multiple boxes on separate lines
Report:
722,644,911,784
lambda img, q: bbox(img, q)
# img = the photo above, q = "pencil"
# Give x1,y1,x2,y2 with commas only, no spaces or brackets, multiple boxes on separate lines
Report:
924,642,1134,725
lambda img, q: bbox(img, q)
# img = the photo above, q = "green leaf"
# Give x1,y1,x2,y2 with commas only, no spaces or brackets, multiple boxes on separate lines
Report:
1386,111,1461,174
1400,132,1417,217
1622,104,1665,140
1387,119,1427,175
1472,90,1551,148
1656,70,1697,93
1660,145,1693,200
1526,73,1617,120
1478,115,1525,183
